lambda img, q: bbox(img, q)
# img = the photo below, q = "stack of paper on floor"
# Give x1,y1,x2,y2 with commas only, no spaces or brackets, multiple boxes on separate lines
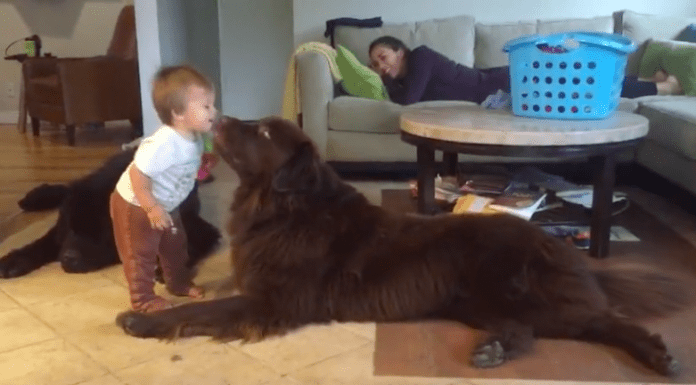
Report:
487,183,547,220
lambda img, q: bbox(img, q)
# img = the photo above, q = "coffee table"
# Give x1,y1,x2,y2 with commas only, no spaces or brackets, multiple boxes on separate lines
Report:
400,105,649,258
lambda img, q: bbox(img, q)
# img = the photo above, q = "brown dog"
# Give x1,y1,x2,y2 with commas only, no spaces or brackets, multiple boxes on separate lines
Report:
117,116,692,376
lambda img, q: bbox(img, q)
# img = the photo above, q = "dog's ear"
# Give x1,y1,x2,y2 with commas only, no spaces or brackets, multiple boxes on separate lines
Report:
271,142,320,193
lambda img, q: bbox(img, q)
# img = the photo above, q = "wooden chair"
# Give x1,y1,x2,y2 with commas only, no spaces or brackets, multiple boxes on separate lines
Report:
22,5,142,145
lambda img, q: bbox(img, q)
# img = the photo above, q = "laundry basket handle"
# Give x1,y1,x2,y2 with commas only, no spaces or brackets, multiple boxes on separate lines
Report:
503,32,636,54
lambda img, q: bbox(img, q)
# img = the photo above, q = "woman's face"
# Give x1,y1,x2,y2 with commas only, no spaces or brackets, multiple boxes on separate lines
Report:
369,44,405,79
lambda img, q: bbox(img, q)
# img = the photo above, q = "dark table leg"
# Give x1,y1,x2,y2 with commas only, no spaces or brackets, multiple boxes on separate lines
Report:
417,145,437,214
589,154,616,258
443,152,458,176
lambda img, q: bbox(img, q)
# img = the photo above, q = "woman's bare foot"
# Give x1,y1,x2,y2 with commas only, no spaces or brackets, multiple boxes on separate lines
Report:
656,75,683,95
651,69,669,82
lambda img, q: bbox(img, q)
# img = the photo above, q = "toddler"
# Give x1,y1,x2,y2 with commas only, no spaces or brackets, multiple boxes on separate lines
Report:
109,65,217,312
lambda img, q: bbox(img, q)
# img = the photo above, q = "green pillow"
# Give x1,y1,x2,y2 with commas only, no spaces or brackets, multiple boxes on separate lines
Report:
639,39,696,96
335,45,388,100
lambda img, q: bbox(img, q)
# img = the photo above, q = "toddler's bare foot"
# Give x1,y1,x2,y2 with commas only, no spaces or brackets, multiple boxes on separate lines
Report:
186,286,205,299
135,296,174,313
169,285,205,299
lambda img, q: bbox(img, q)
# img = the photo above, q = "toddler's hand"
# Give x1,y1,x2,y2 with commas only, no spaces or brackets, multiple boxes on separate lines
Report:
144,205,173,230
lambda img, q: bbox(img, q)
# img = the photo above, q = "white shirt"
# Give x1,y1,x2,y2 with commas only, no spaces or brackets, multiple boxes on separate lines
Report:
115,125,203,212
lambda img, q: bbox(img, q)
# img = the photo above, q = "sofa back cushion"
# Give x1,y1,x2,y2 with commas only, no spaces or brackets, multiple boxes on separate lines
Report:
474,22,536,69
334,15,475,67
537,16,614,35
474,16,613,69
619,11,696,75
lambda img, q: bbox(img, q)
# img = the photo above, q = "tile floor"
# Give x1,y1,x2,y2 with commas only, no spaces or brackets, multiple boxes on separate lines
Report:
1,160,693,385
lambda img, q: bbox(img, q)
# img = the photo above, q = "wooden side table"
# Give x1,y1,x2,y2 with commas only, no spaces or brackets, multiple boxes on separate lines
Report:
18,71,26,133
400,105,649,258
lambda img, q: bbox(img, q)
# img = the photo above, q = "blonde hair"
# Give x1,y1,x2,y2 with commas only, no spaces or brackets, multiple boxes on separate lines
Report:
152,65,214,125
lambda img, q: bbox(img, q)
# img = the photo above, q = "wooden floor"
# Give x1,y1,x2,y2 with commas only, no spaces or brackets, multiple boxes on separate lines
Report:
0,122,134,243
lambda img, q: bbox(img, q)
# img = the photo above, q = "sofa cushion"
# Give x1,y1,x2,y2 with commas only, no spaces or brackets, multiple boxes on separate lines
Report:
328,97,475,134
537,16,614,35
335,45,388,100
334,23,414,66
638,39,696,96
334,15,475,68
636,140,696,195
474,21,536,69
620,11,696,75
329,97,405,134
638,98,696,160
411,15,476,68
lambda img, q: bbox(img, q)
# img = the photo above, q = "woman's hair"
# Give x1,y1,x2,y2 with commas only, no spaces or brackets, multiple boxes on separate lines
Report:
368,36,410,55
152,65,214,125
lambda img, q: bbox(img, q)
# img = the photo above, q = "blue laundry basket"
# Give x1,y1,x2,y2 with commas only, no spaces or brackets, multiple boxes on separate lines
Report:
503,31,636,120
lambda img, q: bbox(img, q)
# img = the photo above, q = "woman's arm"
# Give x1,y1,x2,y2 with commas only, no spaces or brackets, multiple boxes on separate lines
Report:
390,47,436,105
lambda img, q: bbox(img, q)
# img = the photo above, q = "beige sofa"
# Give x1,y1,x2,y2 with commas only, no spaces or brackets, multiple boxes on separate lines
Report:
296,10,696,195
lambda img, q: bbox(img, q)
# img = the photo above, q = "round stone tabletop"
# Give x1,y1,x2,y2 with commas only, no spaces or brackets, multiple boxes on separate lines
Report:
400,105,649,146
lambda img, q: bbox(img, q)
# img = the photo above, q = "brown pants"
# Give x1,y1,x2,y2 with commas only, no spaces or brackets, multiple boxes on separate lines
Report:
109,191,192,312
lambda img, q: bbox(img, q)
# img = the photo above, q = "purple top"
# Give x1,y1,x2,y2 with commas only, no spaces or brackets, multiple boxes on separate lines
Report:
383,46,510,105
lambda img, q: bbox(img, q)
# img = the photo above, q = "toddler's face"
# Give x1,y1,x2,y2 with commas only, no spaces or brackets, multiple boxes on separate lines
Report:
180,85,217,133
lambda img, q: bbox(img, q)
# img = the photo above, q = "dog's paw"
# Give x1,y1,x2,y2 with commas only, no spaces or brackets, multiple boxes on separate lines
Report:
0,253,37,278
652,353,681,377
471,340,506,368
116,311,171,338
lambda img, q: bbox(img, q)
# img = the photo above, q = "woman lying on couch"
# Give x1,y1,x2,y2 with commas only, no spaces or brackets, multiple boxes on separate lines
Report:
368,36,682,105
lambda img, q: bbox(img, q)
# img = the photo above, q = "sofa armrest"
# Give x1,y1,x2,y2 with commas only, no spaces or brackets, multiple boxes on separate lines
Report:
297,51,334,157
56,56,141,124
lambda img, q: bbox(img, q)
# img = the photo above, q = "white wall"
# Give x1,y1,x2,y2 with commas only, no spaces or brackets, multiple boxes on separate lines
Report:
293,0,696,47
218,0,293,120
184,1,221,112
157,0,188,67
138,0,222,136
134,0,162,136
0,0,128,123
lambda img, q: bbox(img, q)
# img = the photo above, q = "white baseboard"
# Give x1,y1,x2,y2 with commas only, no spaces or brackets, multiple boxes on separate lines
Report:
0,110,19,124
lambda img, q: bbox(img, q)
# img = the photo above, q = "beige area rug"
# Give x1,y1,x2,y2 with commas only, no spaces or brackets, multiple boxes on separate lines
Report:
374,189,696,384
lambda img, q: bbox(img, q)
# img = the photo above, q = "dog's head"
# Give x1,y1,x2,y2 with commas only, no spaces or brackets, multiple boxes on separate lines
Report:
214,116,322,193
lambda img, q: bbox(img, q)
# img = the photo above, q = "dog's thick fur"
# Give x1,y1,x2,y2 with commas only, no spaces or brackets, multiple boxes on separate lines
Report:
116,116,693,376
0,149,221,278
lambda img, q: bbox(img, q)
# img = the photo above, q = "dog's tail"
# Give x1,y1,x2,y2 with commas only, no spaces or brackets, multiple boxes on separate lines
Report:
18,183,70,211
593,262,695,318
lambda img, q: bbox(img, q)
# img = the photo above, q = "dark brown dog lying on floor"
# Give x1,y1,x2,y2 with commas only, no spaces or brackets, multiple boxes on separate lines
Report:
117,115,693,377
